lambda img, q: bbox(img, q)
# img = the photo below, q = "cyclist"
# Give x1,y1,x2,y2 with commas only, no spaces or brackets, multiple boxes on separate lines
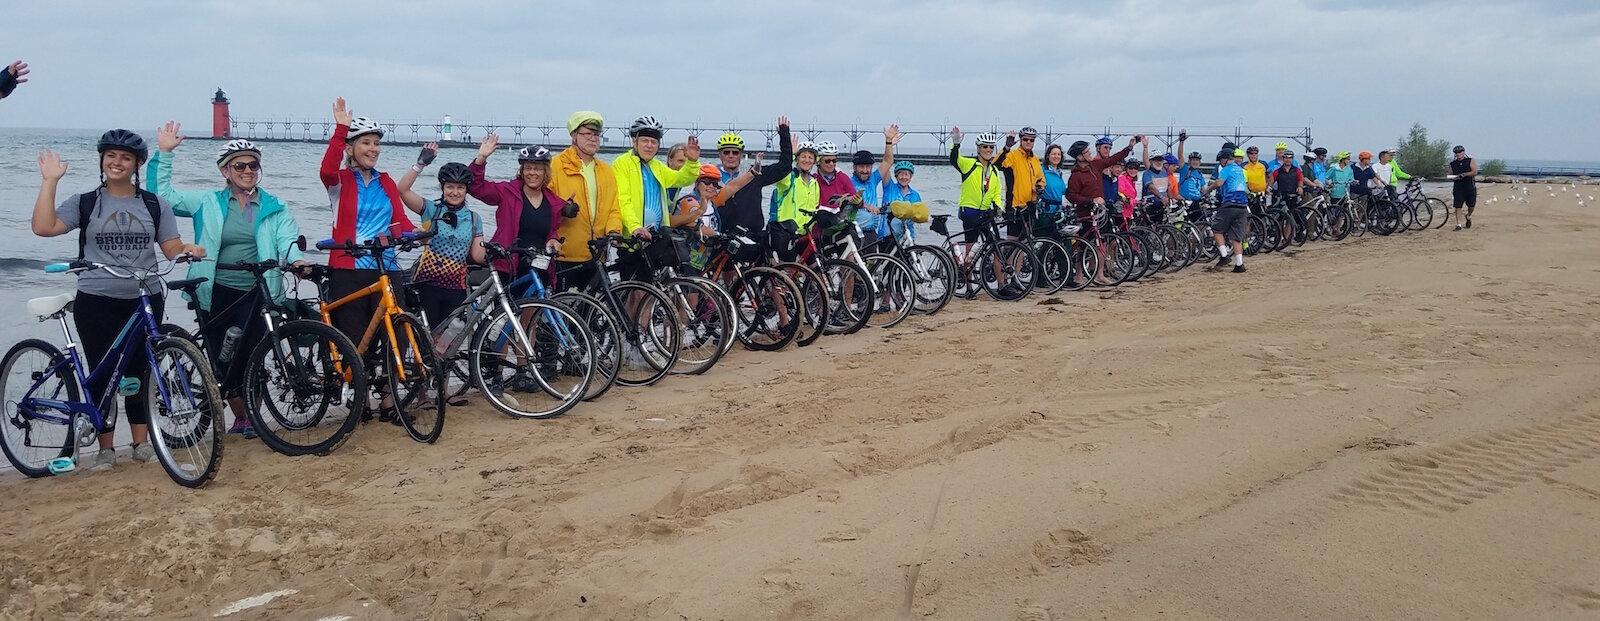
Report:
1309,148,1330,187
1204,148,1249,273
396,149,487,329
1243,146,1268,196
549,111,623,290
1143,153,1179,214
1267,141,1290,173
714,116,793,239
1177,152,1207,203
1267,150,1303,209
848,125,901,249
882,161,924,243
468,137,569,284
616,116,700,243
1040,144,1068,210
319,98,417,347
1372,150,1396,201
148,122,307,439
1351,151,1377,202
812,141,858,238
0,59,28,100
1092,136,1115,161
1118,159,1143,222
678,163,760,272
1389,150,1414,191
1300,153,1324,192
771,138,822,260
31,129,205,470
948,127,1006,241
1065,135,1138,223
1448,145,1478,230
998,127,1045,232
1327,151,1355,202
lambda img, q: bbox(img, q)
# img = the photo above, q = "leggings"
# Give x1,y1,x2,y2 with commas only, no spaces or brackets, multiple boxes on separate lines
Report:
413,283,467,328
199,284,266,399
326,268,383,348
74,292,165,426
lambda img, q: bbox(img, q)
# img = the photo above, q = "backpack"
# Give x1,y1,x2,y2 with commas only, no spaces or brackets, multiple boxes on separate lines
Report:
77,188,164,260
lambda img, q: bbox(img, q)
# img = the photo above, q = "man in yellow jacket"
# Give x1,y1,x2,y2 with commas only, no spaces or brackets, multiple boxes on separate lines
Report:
550,111,623,290
996,126,1044,239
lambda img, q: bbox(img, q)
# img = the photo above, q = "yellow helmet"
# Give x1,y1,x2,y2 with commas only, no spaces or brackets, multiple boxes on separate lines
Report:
716,132,745,151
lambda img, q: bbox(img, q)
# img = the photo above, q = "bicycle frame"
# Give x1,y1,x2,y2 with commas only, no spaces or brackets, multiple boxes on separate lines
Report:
317,267,417,383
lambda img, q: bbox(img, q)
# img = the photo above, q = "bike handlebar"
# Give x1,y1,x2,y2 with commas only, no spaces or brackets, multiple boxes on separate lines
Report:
314,230,438,255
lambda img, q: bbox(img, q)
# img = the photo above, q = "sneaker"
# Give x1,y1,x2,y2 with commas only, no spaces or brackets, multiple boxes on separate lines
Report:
506,371,541,393
1453,225,1463,231
997,284,1022,298
1465,216,1472,229
90,447,116,471
1232,265,1247,273
1215,254,1230,268
131,443,156,463
227,418,255,438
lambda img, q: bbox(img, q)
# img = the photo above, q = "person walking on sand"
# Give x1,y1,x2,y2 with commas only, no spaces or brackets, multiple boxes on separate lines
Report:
1448,145,1478,230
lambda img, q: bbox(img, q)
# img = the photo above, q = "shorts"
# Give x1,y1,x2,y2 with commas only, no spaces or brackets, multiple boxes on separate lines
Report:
1212,205,1249,243
1453,184,1477,209
1005,206,1031,239
958,207,989,244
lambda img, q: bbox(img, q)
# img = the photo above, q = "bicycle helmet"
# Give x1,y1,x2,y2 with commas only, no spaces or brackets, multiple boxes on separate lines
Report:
892,160,915,175
1313,147,1328,157
97,129,148,162
797,141,818,155
1067,140,1090,159
716,132,745,151
1234,148,1245,158
1188,151,1202,160
815,141,839,156
1274,142,1289,151
1302,153,1316,161
1019,126,1038,139
1282,150,1295,160
1246,145,1259,153
975,133,998,147
517,145,552,163
1163,153,1179,165
346,116,384,140
1335,151,1351,161
1216,149,1233,162
1095,136,1113,146
215,138,261,169
629,115,664,139
697,163,723,182
437,162,473,185
851,150,874,166
1358,151,1373,160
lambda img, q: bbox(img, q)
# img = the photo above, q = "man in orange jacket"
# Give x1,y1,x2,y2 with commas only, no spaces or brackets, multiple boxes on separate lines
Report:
549,111,624,290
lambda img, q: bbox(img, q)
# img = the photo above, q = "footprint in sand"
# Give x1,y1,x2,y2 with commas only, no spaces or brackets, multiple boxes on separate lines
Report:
1017,604,1054,621
1557,585,1600,611
1031,528,1111,569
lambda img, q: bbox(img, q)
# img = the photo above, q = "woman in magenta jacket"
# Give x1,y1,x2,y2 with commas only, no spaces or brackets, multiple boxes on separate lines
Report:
467,134,575,284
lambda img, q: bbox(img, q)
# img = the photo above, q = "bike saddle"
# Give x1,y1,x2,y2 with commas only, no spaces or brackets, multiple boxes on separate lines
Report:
166,277,209,292
27,293,75,317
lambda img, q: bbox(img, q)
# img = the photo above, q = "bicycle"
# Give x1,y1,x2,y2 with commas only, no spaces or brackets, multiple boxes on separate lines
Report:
416,242,597,419
163,253,367,457
1,256,224,487
807,206,915,329
554,234,680,387
701,230,803,351
632,229,735,375
928,207,1039,301
313,231,446,445
870,212,956,314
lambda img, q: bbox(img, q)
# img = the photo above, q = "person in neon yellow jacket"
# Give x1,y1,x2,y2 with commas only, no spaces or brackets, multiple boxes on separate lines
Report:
613,115,699,240
1389,156,1413,187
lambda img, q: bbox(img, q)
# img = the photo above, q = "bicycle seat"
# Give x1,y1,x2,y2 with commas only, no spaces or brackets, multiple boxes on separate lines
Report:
166,277,208,292
27,293,75,317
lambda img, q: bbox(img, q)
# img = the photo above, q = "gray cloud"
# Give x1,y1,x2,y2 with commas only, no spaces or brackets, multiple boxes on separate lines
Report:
3,0,1595,160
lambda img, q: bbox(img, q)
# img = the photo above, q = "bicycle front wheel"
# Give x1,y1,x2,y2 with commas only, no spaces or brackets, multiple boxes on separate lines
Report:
979,240,1038,301
469,298,595,419
821,258,873,335
373,313,445,444
659,278,730,376
903,245,955,314
0,339,78,477
245,320,366,457
146,336,226,488
773,262,828,347
862,253,916,328
610,281,681,387
732,267,800,351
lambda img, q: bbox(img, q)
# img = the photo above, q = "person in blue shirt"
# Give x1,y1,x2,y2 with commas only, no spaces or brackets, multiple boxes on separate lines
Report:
881,160,924,244
849,125,901,251
1204,149,1250,273
1040,143,1068,213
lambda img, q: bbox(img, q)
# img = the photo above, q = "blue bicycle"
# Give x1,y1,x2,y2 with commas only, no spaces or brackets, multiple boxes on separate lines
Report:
0,257,226,487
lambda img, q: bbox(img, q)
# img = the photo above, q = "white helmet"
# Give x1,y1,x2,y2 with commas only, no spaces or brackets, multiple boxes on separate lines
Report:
215,139,262,169
347,117,384,140
975,133,999,147
797,141,818,155
815,141,839,156
629,115,664,138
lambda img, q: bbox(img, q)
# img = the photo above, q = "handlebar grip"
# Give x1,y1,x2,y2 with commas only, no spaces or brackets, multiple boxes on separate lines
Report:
314,239,339,251
43,263,71,274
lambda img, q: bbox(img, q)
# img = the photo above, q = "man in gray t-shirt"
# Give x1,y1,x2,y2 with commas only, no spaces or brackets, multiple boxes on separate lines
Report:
55,190,181,298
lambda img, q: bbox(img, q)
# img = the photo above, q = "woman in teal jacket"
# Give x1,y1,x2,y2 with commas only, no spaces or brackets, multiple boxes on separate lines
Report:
148,121,306,438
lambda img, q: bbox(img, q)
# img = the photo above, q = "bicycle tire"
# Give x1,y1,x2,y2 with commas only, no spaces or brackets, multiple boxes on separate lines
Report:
821,258,873,334
659,278,729,375
774,262,828,346
607,281,681,387
245,320,366,457
468,297,594,419
549,291,622,401
979,240,1038,300
1030,237,1073,294
862,253,916,328
674,275,738,359
371,313,445,444
733,266,801,351
146,336,226,487
903,245,955,314
0,339,78,477
1058,235,1099,292
1428,197,1449,229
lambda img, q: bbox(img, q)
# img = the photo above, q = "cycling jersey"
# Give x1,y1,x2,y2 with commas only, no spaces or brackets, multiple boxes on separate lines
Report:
950,144,1004,211
1217,163,1248,206
1177,164,1207,200
614,149,699,233
1326,164,1355,199
1268,165,1302,199
1243,160,1268,193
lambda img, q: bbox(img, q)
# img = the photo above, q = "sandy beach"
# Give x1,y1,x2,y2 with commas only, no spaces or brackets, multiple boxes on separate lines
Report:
3,183,1597,620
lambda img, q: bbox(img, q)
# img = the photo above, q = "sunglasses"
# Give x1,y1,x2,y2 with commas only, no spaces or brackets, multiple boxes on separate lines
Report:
820,158,837,164
720,149,742,156
1020,137,1035,142
228,161,261,172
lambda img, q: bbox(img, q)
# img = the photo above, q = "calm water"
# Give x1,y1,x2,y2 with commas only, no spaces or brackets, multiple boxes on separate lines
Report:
0,127,969,348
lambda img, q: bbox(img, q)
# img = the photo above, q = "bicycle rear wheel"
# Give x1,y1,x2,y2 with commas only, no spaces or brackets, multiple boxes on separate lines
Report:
469,298,594,419
979,240,1037,301
774,262,827,346
660,278,730,375
550,292,622,401
1058,235,1099,292
374,313,445,444
1427,197,1449,229
903,245,955,314
146,336,226,487
821,258,873,334
246,320,366,457
1030,237,1072,294
862,253,916,328
610,281,681,387
0,339,78,477
733,266,801,351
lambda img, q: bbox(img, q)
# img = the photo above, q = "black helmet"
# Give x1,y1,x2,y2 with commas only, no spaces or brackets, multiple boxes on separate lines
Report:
97,129,148,162
1066,140,1090,159
1312,147,1328,157
1188,151,1202,160
1216,149,1233,162
437,162,473,185
851,150,874,166
1019,126,1038,139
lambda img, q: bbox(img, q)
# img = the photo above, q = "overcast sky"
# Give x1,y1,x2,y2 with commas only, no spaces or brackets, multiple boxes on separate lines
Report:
4,0,1597,161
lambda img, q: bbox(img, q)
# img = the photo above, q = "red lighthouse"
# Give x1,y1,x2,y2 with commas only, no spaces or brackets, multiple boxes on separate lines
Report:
212,88,230,138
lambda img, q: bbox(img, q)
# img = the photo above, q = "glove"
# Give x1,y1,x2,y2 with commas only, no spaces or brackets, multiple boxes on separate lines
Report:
1178,131,1188,141
417,146,437,167
1005,135,1017,148
0,69,16,98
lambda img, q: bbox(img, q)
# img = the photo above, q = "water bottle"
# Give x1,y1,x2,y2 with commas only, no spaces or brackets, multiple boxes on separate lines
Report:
117,376,140,396
438,316,466,350
218,326,244,363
